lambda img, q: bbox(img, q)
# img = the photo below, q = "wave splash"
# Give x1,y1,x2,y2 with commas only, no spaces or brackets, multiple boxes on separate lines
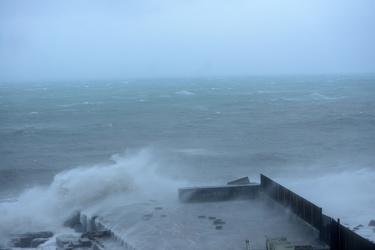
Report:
0,148,185,243
278,169,375,230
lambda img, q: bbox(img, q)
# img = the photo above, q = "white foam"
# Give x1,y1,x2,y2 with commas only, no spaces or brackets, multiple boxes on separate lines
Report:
177,148,216,156
59,101,95,107
310,92,341,100
175,91,194,95
0,149,186,243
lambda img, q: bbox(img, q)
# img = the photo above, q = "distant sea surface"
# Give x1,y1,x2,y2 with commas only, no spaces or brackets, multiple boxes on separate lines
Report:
1,75,375,243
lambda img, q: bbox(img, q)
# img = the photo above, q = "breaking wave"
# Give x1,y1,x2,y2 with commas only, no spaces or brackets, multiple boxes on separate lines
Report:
175,90,194,95
0,149,185,244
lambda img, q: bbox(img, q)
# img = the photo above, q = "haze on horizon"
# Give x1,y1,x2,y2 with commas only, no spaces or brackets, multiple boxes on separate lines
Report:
1,0,375,82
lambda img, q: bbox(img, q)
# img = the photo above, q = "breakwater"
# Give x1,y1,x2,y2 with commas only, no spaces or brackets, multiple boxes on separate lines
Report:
6,174,373,250
260,174,375,250
178,174,375,250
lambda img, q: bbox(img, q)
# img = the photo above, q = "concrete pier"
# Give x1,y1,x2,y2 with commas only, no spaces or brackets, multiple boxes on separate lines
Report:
53,175,374,250
80,198,327,250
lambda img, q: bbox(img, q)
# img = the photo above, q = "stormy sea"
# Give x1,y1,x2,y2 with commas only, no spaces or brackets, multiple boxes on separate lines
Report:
1,75,375,247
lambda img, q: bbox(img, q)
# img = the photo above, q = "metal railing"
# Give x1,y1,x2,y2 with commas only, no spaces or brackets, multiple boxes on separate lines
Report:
328,217,375,250
260,174,375,250
260,175,322,231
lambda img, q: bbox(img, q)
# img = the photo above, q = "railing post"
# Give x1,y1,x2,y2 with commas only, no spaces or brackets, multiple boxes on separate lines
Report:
338,218,341,250
245,240,251,250
319,207,322,242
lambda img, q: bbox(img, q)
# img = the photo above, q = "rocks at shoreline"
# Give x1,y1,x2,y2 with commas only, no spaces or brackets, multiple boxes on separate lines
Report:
11,231,53,248
56,230,110,250
56,234,91,249
64,210,85,232
369,220,375,227
0,247,12,250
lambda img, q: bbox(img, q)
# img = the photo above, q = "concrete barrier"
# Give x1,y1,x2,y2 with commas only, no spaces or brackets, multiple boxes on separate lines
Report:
178,184,260,202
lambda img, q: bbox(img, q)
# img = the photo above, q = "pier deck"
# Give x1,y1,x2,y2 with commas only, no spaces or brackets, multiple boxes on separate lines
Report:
83,198,327,250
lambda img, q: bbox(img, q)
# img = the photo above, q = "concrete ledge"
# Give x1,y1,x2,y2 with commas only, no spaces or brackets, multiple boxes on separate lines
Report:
178,184,260,202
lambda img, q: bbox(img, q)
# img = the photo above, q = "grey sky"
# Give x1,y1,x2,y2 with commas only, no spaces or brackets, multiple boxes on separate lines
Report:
1,0,375,82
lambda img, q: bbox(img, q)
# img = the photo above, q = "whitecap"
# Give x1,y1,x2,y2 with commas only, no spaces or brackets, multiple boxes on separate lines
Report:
59,103,79,107
310,93,339,100
175,91,194,96
177,148,216,156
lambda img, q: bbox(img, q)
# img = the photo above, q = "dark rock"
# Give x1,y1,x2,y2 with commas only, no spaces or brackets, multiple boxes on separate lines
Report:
56,234,80,248
11,238,26,248
213,219,226,225
79,237,92,247
63,210,81,228
31,238,49,247
208,217,216,220
143,214,153,220
89,215,99,231
369,220,375,226
215,225,223,230
161,214,167,217
81,232,90,239
81,230,111,240
29,231,53,238
74,223,85,233
353,224,364,231
66,241,77,249
11,231,53,248
91,230,111,238
198,215,206,219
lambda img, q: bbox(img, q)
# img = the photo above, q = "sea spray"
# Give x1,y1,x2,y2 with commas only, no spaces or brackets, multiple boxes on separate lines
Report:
0,148,186,246
276,168,375,242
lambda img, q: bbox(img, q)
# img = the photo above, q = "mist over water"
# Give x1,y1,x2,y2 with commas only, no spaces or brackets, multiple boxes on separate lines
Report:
278,169,375,222
0,149,186,245
0,75,375,244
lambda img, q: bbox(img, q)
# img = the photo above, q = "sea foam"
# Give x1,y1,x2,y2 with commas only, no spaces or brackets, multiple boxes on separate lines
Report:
0,149,185,245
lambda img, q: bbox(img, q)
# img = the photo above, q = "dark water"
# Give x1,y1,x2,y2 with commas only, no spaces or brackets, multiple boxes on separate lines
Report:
1,75,375,243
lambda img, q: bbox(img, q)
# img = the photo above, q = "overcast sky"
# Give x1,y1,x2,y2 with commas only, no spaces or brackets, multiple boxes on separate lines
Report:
1,0,375,82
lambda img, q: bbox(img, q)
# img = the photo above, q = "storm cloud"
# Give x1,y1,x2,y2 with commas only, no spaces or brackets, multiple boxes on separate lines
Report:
1,0,374,81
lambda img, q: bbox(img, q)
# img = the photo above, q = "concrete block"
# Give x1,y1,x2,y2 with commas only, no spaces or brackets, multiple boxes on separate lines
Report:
179,184,259,202
56,234,80,248
31,238,49,247
79,237,92,247
63,210,81,228
227,177,251,185
11,231,53,248
369,219,375,226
